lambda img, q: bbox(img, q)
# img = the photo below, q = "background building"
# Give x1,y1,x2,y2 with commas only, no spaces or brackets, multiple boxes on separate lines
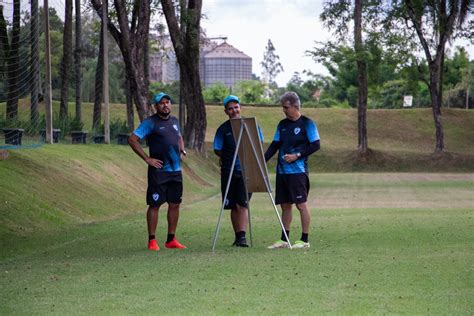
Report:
149,38,252,90
202,42,252,88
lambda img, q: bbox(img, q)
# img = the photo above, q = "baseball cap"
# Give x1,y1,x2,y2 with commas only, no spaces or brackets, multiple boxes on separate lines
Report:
154,92,171,104
223,95,240,107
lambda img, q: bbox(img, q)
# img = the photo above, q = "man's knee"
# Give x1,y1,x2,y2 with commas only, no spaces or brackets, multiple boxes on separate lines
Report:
296,202,308,211
148,205,160,212
168,202,181,210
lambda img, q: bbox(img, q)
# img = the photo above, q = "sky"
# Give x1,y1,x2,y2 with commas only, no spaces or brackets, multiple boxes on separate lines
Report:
201,0,329,87
2,0,472,88
201,0,474,87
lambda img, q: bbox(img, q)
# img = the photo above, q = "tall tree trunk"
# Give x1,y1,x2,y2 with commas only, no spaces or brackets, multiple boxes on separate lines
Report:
429,59,444,152
90,0,150,122
30,0,40,126
74,0,82,122
92,22,104,132
3,0,20,122
161,0,206,153
59,0,73,119
354,0,368,153
125,74,134,132
403,0,469,152
144,32,150,93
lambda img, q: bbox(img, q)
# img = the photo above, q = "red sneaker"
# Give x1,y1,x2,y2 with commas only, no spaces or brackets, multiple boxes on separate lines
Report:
148,239,160,251
165,238,187,249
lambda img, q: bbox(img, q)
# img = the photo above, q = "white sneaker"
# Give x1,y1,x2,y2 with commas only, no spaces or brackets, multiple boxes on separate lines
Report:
292,240,310,249
267,240,289,249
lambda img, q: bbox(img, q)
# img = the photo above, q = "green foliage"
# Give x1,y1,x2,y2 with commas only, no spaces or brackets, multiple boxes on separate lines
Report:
233,80,266,103
260,39,284,86
98,118,129,138
443,46,471,89
149,81,180,102
202,82,229,103
70,117,84,131
0,112,46,134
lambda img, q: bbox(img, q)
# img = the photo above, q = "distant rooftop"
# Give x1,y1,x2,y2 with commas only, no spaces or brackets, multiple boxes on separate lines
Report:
204,42,251,59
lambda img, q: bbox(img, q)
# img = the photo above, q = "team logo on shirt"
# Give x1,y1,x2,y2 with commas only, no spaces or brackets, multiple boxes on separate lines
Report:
294,127,301,135
153,193,160,201
173,124,178,131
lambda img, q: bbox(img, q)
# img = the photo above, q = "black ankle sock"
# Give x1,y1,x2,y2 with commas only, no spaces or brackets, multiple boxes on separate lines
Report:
235,231,246,239
281,230,290,242
149,235,155,241
301,233,309,243
166,234,175,243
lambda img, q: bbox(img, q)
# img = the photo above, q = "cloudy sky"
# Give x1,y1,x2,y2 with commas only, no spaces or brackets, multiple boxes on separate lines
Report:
202,0,474,87
201,0,330,87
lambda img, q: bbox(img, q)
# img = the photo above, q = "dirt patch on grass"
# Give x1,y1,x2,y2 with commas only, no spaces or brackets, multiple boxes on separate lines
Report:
310,173,474,210
335,149,474,172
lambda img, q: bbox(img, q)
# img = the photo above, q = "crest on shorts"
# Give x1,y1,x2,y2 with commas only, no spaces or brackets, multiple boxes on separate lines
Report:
294,127,301,135
152,193,160,201
173,124,178,131
224,199,229,206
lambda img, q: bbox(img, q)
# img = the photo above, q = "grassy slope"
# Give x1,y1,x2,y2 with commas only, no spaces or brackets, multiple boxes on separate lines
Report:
0,145,219,239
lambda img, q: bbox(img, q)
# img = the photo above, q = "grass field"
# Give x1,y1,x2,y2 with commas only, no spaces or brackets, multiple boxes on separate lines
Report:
1,172,473,314
1,102,473,313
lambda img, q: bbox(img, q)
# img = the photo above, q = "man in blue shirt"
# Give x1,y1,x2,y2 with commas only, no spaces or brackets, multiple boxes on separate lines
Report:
128,92,187,251
265,92,320,249
213,95,264,247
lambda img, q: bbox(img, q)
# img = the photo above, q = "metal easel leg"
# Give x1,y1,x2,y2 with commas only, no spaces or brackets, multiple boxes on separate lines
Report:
244,127,292,249
211,122,245,252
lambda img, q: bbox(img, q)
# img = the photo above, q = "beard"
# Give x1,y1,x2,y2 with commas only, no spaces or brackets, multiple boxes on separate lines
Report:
157,108,170,118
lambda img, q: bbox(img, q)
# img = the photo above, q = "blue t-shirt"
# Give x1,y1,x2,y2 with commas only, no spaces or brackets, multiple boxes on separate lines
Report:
133,114,182,173
272,115,320,174
213,120,264,172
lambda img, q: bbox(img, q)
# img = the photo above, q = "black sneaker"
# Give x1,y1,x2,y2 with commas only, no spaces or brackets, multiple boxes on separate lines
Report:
234,237,249,247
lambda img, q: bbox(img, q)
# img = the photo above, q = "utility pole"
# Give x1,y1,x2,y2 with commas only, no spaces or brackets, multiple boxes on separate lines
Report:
102,0,110,143
44,0,53,144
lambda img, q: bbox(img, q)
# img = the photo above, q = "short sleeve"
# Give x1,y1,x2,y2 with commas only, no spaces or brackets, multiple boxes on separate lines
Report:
306,119,320,142
213,127,224,150
133,118,154,139
273,123,281,142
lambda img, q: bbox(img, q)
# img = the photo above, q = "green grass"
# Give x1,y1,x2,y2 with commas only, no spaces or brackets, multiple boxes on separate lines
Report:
1,173,473,314
0,145,219,238
1,102,474,313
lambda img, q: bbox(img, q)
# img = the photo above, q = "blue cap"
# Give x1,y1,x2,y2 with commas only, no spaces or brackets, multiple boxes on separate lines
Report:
154,92,171,104
223,95,240,107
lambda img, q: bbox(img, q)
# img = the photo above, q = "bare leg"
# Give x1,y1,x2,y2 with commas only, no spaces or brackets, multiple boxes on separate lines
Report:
147,205,160,236
231,204,249,232
296,202,310,233
281,203,293,231
167,203,180,234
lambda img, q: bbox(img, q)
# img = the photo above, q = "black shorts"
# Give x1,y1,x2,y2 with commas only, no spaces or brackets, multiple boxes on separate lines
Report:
275,173,310,205
146,171,183,206
221,171,251,210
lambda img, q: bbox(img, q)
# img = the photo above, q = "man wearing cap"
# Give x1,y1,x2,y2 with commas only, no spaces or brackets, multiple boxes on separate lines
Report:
128,92,187,251
265,91,320,249
213,95,264,247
